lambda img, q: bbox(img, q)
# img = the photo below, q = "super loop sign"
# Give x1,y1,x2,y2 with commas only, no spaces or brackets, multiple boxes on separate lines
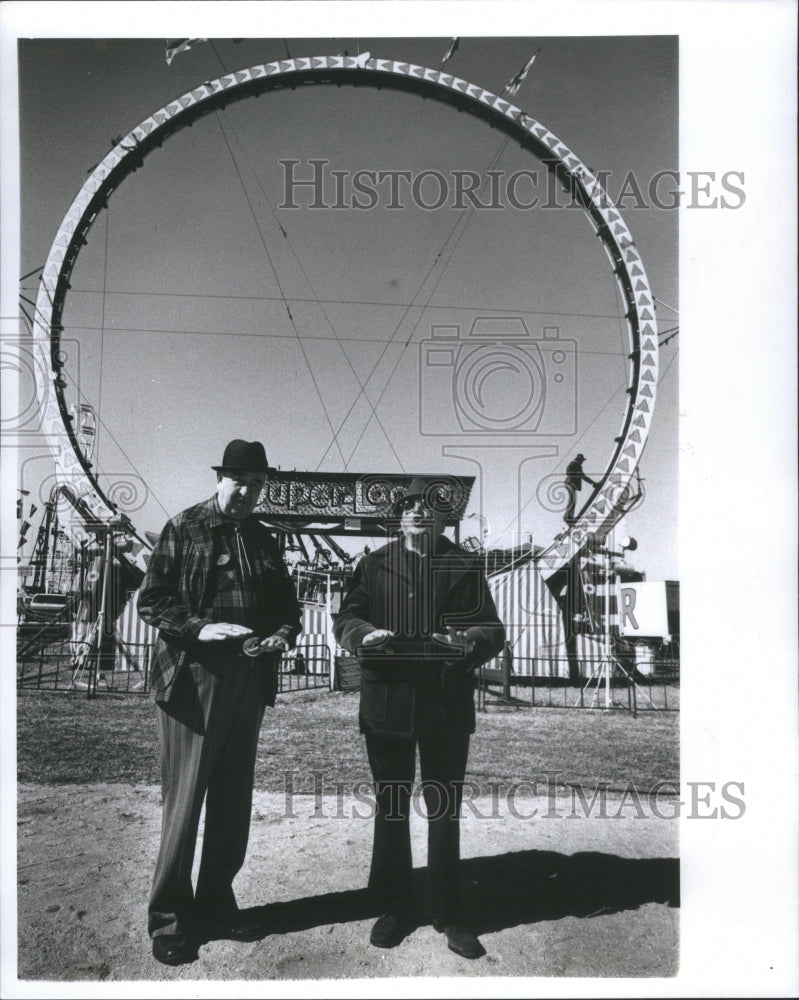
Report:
255,472,473,525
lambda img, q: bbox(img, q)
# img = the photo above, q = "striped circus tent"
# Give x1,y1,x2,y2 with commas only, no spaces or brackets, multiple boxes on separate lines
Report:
296,602,339,675
487,561,604,678
113,590,158,673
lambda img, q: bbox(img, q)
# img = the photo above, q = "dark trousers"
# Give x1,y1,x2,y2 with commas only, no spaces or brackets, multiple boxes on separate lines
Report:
149,655,266,937
364,729,470,924
564,484,578,523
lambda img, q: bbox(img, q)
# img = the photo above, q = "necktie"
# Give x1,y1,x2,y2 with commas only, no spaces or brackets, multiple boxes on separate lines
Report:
234,525,253,583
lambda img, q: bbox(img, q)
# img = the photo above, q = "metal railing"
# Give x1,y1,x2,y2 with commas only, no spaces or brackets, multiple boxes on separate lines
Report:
18,639,676,710
478,655,680,712
17,638,333,697
17,638,151,694
277,647,331,693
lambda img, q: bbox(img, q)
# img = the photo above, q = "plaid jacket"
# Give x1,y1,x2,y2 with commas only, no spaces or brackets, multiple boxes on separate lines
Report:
138,496,301,702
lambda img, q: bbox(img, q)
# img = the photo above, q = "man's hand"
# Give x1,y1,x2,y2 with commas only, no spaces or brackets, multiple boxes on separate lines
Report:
253,634,290,653
361,629,395,647
432,627,476,655
197,623,253,642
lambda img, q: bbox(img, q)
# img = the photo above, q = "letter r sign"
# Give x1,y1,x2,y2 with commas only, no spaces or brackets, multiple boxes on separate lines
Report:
621,587,639,631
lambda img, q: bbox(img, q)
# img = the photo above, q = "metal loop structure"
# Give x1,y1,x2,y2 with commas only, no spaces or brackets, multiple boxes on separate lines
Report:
31,54,658,575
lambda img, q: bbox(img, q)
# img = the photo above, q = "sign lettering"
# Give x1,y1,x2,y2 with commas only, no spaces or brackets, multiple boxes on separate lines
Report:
254,471,472,523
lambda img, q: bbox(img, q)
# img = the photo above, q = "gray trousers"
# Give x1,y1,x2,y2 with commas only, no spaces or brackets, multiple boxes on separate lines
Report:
149,654,267,937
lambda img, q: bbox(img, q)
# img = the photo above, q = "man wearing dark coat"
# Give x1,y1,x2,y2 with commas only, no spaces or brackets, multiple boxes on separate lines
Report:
138,439,301,966
333,477,506,959
564,453,598,524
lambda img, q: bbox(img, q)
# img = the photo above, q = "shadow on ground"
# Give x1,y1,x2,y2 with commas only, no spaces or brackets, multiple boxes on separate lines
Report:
204,848,678,943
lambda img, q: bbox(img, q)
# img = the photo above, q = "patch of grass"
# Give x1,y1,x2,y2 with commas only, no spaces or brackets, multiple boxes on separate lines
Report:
16,688,677,794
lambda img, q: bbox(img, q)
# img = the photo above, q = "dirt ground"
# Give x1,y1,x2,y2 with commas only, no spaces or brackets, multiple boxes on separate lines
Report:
12,779,678,991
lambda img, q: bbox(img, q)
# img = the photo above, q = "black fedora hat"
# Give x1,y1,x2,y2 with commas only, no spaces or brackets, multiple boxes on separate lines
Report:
212,439,271,474
392,476,460,517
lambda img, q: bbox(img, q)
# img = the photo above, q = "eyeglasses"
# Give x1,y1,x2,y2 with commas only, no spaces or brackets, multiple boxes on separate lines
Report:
397,495,427,513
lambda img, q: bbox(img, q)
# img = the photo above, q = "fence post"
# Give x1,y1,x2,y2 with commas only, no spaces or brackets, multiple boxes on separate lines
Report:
501,642,512,701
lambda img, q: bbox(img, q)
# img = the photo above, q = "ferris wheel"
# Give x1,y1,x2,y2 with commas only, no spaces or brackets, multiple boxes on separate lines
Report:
30,51,658,577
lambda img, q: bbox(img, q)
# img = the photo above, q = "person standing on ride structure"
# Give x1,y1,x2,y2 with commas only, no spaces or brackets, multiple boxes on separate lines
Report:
138,439,301,967
333,477,506,960
564,453,598,524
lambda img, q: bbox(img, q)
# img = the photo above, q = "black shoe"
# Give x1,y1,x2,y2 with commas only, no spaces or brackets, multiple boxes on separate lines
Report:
152,932,197,966
226,914,267,942
432,919,485,960
202,910,267,942
369,911,413,949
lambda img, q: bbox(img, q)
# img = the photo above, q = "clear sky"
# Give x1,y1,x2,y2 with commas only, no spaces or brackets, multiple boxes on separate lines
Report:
15,33,678,573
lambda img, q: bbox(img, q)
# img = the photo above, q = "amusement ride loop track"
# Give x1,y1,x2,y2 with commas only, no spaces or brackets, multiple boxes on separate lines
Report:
30,53,658,579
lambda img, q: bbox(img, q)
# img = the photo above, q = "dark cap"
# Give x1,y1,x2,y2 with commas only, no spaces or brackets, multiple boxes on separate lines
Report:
575,453,585,461
212,439,271,474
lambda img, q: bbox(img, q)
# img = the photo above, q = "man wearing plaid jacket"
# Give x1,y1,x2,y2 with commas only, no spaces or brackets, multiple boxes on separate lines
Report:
138,439,301,966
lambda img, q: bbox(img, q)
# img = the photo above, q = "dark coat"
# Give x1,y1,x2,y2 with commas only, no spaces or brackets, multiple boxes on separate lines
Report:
566,459,591,490
137,497,301,703
333,536,506,736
